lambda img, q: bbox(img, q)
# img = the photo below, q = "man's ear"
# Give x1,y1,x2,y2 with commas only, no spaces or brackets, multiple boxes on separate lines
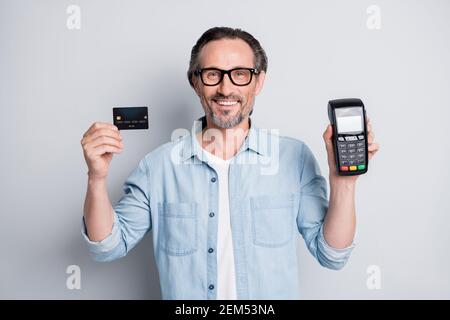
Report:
192,76,201,97
254,71,266,96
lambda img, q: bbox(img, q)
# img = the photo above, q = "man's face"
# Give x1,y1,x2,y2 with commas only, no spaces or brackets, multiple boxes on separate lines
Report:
193,38,265,129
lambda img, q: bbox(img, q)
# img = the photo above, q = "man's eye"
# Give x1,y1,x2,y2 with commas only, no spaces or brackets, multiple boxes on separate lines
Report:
206,71,220,78
235,71,248,78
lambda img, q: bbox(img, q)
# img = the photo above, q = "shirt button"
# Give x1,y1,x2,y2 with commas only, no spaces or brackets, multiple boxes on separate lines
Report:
211,177,216,183
209,212,215,217
208,248,214,253
209,284,214,290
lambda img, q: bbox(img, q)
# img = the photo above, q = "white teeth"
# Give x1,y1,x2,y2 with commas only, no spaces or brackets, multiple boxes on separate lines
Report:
215,100,238,106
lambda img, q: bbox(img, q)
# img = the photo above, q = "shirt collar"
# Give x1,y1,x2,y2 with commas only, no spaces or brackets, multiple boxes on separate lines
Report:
180,115,267,162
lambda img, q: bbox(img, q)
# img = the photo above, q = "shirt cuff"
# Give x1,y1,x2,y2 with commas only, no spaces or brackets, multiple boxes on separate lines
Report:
81,211,121,254
316,224,356,268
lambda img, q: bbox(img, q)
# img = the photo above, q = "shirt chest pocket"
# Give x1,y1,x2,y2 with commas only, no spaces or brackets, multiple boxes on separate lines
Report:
250,194,295,247
157,202,198,256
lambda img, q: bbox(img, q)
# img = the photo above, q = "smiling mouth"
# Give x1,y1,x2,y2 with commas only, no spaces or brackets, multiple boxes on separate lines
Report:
212,99,240,107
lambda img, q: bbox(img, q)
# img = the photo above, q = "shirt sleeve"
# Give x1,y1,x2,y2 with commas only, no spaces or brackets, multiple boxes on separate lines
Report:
81,157,152,262
296,143,355,270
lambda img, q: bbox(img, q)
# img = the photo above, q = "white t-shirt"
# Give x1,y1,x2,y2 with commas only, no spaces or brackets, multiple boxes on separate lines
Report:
201,146,237,300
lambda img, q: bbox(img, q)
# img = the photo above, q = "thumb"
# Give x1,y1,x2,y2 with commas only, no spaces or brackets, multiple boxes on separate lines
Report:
323,124,333,147
323,124,335,163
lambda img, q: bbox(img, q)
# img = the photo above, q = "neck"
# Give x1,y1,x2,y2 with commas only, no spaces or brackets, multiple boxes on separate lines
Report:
196,115,250,160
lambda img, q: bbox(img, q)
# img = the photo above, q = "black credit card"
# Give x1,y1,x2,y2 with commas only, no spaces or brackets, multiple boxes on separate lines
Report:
113,106,148,130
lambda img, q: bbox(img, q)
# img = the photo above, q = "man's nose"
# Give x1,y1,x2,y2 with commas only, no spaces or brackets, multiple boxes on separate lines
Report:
217,73,234,96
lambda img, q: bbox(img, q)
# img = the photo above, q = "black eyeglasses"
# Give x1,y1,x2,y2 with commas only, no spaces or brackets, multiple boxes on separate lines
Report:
194,67,259,86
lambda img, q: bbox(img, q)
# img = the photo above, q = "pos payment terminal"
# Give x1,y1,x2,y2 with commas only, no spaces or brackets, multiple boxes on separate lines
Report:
328,98,368,176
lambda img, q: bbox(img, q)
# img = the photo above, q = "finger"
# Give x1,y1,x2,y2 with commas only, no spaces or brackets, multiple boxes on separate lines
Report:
367,122,374,141
323,125,336,167
368,142,380,152
323,125,334,154
86,136,123,149
91,144,123,156
82,128,122,145
322,124,333,143
366,117,372,135
83,122,118,138
368,131,374,144
368,149,379,160
366,118,374,136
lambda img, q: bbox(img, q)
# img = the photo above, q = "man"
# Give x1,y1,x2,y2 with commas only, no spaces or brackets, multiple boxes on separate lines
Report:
80,27,379,299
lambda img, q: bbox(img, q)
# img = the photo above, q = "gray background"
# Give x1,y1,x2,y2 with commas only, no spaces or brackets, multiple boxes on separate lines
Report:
1,0,449,299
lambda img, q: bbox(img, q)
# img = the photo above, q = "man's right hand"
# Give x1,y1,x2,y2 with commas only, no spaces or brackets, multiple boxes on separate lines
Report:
81,122,123,180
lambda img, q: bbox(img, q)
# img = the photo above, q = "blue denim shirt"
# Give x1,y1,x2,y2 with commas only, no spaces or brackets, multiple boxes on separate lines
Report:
81,116,355,299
